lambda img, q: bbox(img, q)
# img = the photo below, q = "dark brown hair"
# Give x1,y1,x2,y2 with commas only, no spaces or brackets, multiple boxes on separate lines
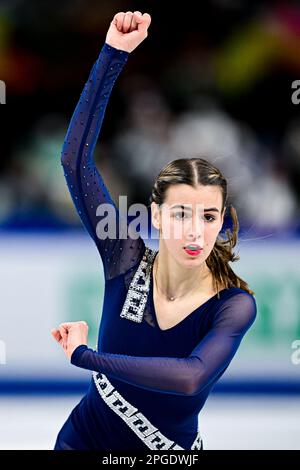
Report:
149,157,254,297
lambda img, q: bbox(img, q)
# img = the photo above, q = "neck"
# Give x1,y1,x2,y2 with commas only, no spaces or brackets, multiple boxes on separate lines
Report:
153,245,211,300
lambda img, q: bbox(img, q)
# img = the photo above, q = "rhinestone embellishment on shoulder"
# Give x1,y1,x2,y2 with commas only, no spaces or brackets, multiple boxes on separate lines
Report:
120,246,158,323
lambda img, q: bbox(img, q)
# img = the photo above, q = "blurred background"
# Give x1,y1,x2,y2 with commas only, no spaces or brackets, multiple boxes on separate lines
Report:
0,0,300,450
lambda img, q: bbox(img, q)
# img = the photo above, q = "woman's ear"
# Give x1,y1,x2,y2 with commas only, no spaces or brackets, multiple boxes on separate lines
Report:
151,201,160,231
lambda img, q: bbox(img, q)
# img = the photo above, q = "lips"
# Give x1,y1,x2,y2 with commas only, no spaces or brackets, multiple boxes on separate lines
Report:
183,245,203,256
184,244,203,250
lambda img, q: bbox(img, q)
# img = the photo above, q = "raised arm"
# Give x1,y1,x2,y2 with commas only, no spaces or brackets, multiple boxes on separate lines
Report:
60,11,151,280
70,291,257,396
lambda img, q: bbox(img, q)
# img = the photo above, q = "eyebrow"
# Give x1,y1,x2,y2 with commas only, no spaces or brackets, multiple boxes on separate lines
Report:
170,204,219,212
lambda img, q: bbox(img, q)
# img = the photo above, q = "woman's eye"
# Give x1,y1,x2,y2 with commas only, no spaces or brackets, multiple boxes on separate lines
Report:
204,215,215,222
173,213,215,221
174,212,186,220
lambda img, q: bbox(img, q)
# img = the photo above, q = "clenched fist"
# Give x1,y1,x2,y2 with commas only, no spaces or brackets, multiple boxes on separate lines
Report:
105,11,151,53
51,321,89,360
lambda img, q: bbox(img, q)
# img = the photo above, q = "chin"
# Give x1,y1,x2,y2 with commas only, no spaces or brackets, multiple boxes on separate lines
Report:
180,254,204,268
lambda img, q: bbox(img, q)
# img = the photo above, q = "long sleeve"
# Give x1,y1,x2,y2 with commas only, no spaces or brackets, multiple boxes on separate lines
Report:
71,292,257,396
60,42,145,281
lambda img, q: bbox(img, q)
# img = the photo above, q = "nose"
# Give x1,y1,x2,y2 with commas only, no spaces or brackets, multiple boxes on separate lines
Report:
186,215,204,241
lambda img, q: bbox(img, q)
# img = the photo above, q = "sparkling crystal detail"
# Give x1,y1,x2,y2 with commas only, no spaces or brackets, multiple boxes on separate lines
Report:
120,246,157,323
92,371,203,451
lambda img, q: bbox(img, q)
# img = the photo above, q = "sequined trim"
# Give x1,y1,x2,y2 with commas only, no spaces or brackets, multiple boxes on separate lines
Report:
92,371,203,451
120,246,158,323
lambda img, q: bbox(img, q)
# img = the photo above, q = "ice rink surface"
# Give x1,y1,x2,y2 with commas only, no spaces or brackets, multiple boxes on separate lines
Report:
0,394,299,450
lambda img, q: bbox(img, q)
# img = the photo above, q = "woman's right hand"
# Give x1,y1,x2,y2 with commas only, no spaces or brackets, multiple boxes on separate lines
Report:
51,321,89,360
105,11,151,53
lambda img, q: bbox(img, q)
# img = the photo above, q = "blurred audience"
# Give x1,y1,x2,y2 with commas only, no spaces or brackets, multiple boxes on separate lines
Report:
0,0,299,235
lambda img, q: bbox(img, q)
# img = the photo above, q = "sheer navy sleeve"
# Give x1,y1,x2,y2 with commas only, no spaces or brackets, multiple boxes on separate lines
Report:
60,42,145,280
70,292,257,396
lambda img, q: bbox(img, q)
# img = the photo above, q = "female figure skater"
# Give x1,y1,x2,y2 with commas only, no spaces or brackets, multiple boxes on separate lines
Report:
51,11,257,451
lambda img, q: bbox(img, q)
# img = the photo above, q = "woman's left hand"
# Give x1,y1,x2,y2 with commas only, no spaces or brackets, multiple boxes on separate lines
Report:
51,321,89,360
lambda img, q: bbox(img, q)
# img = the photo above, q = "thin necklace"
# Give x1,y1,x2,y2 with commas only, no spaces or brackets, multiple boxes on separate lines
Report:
153,254,209,302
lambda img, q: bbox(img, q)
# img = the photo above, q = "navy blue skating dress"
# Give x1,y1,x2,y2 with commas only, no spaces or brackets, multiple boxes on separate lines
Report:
54,42,257,451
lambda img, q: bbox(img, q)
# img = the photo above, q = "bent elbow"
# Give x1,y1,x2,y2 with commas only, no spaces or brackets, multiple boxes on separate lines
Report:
184,357,205,396
184,377,204,396
61,151,71,169
61,150,77,173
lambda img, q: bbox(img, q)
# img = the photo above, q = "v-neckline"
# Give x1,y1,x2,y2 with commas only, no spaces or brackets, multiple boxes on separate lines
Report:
149,251,228,333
